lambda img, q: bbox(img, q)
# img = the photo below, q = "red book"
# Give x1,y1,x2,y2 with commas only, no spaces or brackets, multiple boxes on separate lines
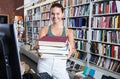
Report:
106,16,110,28
38,36,68,47
118,47,120,59
111,45,115,58
105,2,109,13
112,1,117,13
98,3,102,14
118,16,120,28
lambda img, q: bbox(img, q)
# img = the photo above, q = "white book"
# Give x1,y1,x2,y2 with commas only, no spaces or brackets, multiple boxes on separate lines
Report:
96,4,99,14
104,58,111,69
94,71,104,79
116,1,120,13
39,45,68,51
114,46,118,59
97,57,101,66
38,49,69,55
41,53,67,59
96,31,99,41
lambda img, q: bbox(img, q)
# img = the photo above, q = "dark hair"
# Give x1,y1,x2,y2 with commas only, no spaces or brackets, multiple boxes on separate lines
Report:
50,3,64,13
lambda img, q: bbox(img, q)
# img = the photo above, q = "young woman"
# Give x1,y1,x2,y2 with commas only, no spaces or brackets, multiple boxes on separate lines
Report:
37,3,76,79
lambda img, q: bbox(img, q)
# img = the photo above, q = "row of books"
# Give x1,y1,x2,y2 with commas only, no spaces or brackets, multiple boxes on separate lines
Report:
33,21,40,27
73,30,88,40
27,27,32,32
27,9,32,15
92,30,120,44
76,41,87,51
26,14,40,21
25,21,32,27
68,5,90,16
27,7,40,16
92,16,120,28
41,4,50,12
67,59,117,79
93,1,120,14
68,18,88,27
41,20,50,27
33,27,39,33
68,0,90,6
90,42,120,59
54,0,66,7
26,16,32,21
73,51,87,60
41,12,50,20
37,36,69,58
33,7,40,14
40,0,66,12
32,13,40,21
90,55,120,74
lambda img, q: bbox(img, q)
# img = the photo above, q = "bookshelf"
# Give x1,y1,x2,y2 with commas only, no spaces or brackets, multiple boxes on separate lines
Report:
24,0,120,78
67,0,120,78
89,0,120,78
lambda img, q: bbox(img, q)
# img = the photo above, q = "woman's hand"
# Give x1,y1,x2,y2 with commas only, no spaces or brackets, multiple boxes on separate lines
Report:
37,52,42,57
34,45,45,59
67,42,76,59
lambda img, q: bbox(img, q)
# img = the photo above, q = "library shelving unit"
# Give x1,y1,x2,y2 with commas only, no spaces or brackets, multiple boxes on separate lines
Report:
24,0,120,78
89,0,120,78
66,0,91,73
66,0,120,78
24,5,40,45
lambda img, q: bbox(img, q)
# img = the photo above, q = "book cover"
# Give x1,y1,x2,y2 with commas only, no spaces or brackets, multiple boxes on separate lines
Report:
118,16,120,28
112,1,117,13
38,36,68,47
105,2,110,13
116,63,120,73
113,61,119,72
40,53,67,59
109,60,114,70
118,31,120,44
94,71,103,79
38,48,69,55
118,47,120,59
39,45,68,51
116,1,120,13
103,58,111,69
111,45,115,58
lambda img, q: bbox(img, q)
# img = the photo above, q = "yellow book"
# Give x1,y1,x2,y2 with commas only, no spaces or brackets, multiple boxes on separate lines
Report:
115,16,119,28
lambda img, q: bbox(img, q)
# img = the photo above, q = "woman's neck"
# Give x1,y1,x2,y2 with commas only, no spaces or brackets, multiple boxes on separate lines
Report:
52,21,63,28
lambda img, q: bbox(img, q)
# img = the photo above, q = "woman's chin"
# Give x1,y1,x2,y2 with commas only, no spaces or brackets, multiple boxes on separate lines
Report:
53,21,58,24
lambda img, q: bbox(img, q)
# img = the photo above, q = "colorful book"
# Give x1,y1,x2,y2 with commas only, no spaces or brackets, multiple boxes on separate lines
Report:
38,36,68,47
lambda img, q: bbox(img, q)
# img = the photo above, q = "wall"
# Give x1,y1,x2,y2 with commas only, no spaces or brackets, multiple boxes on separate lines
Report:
0,0,24,23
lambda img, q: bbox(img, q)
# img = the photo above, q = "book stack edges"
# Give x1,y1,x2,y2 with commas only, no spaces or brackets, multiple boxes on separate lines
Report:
37,36,69,58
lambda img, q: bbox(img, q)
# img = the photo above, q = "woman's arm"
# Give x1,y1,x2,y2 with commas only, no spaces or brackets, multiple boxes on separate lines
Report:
66,29,76,58
39,27,48,38
35,26,48,57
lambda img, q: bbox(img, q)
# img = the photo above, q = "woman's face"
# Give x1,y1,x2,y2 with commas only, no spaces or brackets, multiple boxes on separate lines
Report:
50,7,64,24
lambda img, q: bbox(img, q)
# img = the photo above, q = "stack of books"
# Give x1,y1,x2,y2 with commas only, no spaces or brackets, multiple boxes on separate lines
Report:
38,36,69,58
